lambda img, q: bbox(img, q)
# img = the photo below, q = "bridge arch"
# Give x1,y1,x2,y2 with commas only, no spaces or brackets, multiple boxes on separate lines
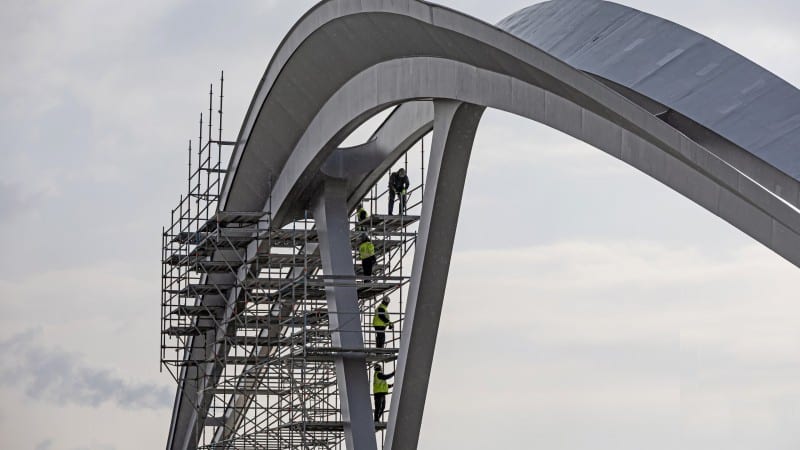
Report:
218,0,800,264
168,1,800,449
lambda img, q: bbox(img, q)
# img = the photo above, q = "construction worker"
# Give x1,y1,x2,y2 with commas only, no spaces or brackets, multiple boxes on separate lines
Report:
388,168,409,215
355,203,369,231
372,364,395,422
358,233,376,280
372,297,393,348
357,203,368,222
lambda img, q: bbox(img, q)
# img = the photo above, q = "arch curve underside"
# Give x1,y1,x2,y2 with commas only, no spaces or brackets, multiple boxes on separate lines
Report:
168,1,800,449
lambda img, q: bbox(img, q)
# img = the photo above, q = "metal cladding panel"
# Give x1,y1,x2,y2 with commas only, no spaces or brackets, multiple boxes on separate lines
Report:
498,0,800,180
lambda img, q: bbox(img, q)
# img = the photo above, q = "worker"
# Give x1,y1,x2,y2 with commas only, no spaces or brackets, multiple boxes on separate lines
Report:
358,233,376,281
372,364,395,422
356,203,369,231
372,297,394,348
388,168,409,215
357,203,368,222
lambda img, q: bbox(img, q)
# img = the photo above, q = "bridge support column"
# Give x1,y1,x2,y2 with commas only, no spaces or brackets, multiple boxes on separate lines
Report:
312,178,377,450
386,101,485,450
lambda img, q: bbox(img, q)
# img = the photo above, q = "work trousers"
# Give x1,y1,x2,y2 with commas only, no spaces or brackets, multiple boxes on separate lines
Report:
388,190,406,215
374,393,387,422
362,255,376,280
374,325,386,348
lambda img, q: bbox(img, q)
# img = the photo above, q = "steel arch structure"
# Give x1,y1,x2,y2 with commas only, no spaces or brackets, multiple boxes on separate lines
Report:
166,1,800,449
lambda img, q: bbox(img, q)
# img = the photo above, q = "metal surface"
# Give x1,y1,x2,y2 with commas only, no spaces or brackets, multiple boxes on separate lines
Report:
312,179,377,450
499,0,800,185
164,1,800,449
385,100,483,450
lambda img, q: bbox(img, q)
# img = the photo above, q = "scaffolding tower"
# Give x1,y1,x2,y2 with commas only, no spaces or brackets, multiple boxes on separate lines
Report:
161,73,426,449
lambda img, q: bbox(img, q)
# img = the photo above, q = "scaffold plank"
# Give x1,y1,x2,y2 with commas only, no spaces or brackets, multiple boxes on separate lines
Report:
248,253,322,268
248,228,410,250
248,255,388,277
298,347,399,363
220,336,300,347
358,214,420,232
170,305,219,317
206,388,287,396
199,211,266,232
163,253,192,266
278,421,386,432
163,325,215,336
174,283,233,297
244,280,403,302
260,229,319,247
233,311,328,329
223,347,398,365
190,259,245,273
217,436,334,448
165,251,245,269
245,276,405,290
192,229,261,252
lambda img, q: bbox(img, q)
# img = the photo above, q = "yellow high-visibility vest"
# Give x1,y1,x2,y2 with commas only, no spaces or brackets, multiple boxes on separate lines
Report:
373,373,389,394
359,241,375,260
373,303,389,327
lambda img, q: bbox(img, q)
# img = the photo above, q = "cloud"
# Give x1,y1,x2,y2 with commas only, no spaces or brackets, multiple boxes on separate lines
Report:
446,240,797,349
0,180,49,223
422,238,800,450
0,330,171,410
452,239,783,293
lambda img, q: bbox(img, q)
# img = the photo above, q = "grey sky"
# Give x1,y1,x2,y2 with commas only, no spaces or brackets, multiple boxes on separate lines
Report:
0,329,171,410
0,1,798,449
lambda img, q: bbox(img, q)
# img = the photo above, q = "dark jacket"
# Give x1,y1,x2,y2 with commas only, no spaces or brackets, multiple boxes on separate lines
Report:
389,172,409,193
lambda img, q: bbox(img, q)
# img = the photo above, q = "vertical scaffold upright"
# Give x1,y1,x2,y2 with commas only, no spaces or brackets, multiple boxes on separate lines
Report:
161,76,426,449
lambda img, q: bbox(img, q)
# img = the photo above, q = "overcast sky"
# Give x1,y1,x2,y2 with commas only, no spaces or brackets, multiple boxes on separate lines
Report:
1,1,798,449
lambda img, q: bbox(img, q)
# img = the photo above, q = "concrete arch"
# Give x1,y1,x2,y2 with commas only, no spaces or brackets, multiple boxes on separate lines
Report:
263,56,800,266
216,0,800,263
169,1,800,449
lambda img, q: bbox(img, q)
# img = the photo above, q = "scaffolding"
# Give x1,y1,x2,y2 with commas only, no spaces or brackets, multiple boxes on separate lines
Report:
161,74,427,449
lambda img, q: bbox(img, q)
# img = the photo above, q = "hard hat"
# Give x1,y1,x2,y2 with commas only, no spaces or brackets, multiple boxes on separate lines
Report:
373,363,382,371
360,233,369,242
382,297,390,304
